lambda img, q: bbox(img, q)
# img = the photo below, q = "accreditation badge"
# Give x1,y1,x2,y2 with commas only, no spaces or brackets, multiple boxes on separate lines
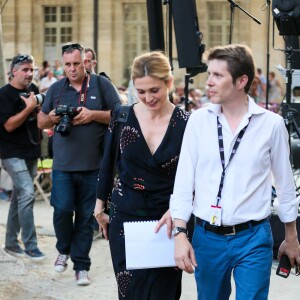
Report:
209,205,222,226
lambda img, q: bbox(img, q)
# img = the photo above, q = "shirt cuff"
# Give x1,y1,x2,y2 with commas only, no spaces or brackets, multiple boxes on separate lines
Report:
276,197,300,223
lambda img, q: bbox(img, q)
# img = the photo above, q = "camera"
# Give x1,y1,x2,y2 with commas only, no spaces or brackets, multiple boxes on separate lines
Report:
19,92,46,105
276,254,291,278
19,92,46,121
55,104,80,136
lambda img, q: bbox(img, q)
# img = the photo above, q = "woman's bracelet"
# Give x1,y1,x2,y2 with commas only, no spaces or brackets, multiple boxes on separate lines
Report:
93,207,105,219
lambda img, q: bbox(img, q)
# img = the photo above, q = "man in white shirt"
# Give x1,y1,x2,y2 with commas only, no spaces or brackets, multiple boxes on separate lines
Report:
170,44,300,299
39,69,57,93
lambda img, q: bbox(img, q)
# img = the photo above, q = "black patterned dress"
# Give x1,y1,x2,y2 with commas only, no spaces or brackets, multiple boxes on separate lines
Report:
97,104,190,299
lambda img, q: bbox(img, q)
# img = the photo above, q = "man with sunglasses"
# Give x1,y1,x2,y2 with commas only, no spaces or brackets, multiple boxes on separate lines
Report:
0,54,46,260
38,43,121,286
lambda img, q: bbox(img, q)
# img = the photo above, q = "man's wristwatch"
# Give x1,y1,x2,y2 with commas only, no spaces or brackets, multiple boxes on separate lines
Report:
172,227,188,237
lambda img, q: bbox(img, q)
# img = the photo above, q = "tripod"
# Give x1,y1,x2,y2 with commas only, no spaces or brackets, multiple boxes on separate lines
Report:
183,65,206,112
227,0,261,44
275,47,300,196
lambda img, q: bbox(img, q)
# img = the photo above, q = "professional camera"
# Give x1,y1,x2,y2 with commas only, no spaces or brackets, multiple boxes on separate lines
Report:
55,104,80,136
19,92,46,121
19,92,46,105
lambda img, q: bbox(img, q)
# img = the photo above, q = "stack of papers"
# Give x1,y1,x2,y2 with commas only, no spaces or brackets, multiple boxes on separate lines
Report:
124,220,176,270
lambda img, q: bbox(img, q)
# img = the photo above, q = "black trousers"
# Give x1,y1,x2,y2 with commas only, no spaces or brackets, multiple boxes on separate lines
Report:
109,210,182,300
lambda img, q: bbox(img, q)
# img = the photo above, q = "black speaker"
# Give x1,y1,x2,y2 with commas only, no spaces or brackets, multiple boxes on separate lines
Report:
272,0,300,35
172,0,204,69
146,0,165,51
291,138,300,168
287,103,300,168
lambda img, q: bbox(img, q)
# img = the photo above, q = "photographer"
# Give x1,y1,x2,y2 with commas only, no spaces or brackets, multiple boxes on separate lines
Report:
38,43,121,286
0,54,46,260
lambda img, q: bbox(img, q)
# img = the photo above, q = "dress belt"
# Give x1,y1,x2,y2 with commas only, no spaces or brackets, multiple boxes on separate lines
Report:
195,217,268,236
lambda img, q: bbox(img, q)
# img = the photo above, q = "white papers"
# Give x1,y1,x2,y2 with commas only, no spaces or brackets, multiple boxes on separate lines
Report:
124,220,176,270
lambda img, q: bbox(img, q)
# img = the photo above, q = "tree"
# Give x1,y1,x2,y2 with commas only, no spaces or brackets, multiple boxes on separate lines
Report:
0,0,8,86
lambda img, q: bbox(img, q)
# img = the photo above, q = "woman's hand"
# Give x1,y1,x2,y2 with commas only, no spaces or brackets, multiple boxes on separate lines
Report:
95,211,109,240
94,199,109,240
155,209,173,238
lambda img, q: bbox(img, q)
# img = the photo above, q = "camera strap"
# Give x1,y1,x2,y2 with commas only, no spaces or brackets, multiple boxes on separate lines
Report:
78,74,88,106
22,85,41,145
55,78,68,108
54,74,89,108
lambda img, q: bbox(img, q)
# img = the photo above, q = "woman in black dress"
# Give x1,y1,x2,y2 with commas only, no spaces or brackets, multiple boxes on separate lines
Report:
95,51,190,299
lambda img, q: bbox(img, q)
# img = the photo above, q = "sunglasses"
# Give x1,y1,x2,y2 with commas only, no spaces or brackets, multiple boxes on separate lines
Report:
11,54,34,69
62,43,84,55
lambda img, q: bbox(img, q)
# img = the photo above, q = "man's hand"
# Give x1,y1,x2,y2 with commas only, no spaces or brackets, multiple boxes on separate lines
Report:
4,92,39,132
20,92,37,113
72,107,93,125
38,109,60,129
48,109,61,125
278,221,300,267
174,233,197,274
278,239,300,267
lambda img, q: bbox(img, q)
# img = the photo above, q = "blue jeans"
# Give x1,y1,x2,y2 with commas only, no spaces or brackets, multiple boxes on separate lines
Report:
51,169,98,271
192,220,273,300
2,158,38,251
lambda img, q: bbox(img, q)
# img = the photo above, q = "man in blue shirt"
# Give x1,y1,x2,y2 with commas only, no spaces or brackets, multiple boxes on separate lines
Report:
38,43,121,285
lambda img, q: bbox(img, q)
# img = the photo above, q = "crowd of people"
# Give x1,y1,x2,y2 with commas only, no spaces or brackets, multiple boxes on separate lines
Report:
0,42,299,300
4,51,284,118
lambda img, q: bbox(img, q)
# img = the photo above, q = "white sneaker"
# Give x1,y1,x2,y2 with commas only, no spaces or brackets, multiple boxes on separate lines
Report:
54,254,69,273
76,270,91,286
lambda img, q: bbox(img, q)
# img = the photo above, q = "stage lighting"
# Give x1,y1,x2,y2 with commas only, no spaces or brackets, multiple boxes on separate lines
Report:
272,0,300,35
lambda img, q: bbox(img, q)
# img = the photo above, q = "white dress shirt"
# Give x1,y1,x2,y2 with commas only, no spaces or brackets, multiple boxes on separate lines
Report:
39,76,57,93
170,97,299,225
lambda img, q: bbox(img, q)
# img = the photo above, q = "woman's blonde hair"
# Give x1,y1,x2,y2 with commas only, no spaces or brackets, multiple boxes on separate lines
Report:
131,51,173,87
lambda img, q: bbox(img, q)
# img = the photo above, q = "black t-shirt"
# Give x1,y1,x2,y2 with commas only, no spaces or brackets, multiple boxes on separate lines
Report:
0,83,41,159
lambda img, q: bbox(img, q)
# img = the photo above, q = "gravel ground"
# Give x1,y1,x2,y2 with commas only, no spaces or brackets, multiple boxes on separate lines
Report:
0,200,299,300
0,200,197,300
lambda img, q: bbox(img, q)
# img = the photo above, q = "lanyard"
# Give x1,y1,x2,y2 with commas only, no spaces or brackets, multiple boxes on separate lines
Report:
216,116,251,206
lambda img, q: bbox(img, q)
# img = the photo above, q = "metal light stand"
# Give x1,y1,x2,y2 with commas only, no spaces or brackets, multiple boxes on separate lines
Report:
183,65,207,112
283,50,296,154
265,0,271,109
162,0,173,71
162,0,175,104
272,20,300,164
227,0,261,44
271,9,300,198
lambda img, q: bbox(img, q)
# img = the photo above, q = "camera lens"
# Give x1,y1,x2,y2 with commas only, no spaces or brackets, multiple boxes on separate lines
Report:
55,115,72,136
35,93,46,105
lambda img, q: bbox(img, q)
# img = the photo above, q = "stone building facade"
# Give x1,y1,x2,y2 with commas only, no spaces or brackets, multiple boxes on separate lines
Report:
0,0,287,89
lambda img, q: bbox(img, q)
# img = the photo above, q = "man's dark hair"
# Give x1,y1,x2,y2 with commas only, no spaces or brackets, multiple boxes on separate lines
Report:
84,48,97,61
204,44,255,94
61,43,84,56
10,54,34,78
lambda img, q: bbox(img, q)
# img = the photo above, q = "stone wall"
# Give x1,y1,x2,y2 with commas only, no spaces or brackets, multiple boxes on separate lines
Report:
0,0,287,88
